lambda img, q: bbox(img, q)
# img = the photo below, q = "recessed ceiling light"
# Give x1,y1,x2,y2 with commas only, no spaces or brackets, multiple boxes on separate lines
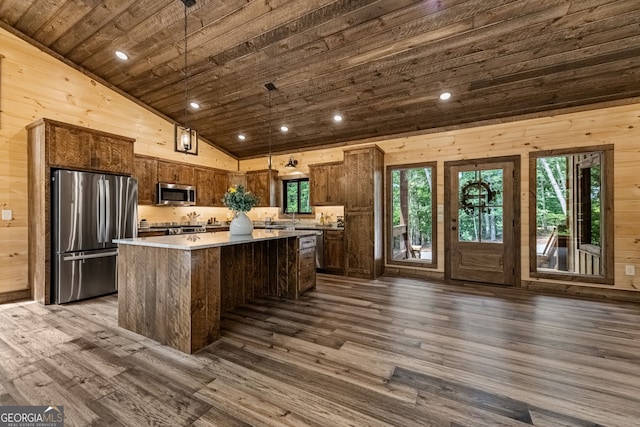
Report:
333,114,343,122
439,92,452,101
115,50,128,60
280,126,289,132
238,134,246,141
190,102,200,109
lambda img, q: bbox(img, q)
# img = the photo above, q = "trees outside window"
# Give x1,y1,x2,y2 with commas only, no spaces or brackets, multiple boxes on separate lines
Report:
283,178,311,215
387,163,436,266
530,147,613,284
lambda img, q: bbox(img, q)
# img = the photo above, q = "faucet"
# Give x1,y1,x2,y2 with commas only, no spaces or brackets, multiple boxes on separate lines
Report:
284,210,297,229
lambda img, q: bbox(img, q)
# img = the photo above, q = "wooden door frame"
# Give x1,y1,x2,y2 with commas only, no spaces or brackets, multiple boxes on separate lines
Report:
444,155,521,286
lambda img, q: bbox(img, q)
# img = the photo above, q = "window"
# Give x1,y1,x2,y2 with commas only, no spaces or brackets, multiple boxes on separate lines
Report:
387,163,436,267
283,178,311,215
530,146,613,284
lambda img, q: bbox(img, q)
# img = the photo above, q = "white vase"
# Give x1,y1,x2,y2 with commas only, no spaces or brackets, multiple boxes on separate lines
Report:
229,211,254,235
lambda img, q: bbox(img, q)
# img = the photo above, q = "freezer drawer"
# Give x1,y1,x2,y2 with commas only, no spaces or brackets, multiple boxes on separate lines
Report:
55,249,118,304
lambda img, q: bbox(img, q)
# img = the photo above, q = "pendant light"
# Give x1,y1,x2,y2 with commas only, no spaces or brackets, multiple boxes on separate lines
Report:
174,0,198,155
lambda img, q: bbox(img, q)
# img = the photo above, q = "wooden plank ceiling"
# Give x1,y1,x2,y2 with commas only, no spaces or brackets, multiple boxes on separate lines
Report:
2,0,640,159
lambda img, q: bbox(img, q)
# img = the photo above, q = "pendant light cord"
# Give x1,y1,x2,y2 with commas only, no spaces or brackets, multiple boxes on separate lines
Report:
268,89,272,170
183,4,188,132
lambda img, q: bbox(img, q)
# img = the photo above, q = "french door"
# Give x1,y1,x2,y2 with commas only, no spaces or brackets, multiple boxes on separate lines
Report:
445,156,520,286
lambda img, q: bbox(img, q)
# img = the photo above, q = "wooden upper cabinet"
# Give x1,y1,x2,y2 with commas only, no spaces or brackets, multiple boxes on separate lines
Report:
344,148,379,210
228,172,247,188
212,171,229,207
246,169,279,207
47,120,134,175
195,168,229,207
195,167,214,206
157,160,194,185
134,155,157,205
309,161,345,206
49,124,91,169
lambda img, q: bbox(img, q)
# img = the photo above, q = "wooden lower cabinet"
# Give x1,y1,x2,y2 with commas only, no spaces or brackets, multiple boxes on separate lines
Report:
323,230,344,274
298,236,317,293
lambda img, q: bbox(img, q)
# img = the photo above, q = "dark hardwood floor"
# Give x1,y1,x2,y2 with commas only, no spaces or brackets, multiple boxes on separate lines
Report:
1,274,640,426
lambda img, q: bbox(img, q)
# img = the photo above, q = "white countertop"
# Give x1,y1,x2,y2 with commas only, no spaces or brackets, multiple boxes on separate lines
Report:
114,229,316,250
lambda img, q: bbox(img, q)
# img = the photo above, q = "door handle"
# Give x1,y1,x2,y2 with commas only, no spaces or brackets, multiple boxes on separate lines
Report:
451,226,457,231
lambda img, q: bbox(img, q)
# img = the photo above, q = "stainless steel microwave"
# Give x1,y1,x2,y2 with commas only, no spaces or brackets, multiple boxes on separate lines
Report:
157,183,196,206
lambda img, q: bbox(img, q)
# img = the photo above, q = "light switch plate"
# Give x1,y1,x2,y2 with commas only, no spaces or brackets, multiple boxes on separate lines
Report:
625,265,635,276
1,209,12,221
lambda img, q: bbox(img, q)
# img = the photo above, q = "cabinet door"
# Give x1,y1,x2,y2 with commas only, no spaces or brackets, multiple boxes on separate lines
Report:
157,161,194,185
212,171,229,207
134,156,157,205
345,149,374,209
345,211,374,277
309,165,329,206
247,170,279,207
328,164,345,204
49,124,91,169
91,134,134,175
298,236,316,294
310,163,344,206
195,167,215,206
228,172,247,188
323,230,344,274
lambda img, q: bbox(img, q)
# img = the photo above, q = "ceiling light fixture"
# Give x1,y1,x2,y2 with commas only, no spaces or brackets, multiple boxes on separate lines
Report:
115,50,128,60
439,92,452,101
280,125,289,133
333,114,343,122
284,156,298,169
190,101,200,109
174,0,198,155
238,134,246,141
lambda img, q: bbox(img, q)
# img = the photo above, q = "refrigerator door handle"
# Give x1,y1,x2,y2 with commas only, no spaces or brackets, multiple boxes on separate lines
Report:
63,251,119,261
104,178,112,243
97,178,104,243
95,180,102,243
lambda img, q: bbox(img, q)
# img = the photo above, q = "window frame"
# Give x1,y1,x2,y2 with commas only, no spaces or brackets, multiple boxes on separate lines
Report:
386,162,437,269
282,177,312,215
529,145,614,284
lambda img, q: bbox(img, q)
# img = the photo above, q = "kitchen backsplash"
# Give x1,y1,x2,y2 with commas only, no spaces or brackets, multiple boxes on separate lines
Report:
138,205,344,226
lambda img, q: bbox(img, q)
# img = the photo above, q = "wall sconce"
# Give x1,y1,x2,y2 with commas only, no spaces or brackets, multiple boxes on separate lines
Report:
174,125,198,155
284,156,298,169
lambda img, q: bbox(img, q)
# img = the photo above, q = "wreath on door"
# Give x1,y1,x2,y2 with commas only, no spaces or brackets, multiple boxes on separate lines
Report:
459,179,497,214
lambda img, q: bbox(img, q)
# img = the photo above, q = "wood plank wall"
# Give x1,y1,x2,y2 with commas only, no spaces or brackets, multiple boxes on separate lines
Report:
0,28,237,299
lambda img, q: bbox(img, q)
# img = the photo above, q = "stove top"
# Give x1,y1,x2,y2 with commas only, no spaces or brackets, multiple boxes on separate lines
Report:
167,225,207,235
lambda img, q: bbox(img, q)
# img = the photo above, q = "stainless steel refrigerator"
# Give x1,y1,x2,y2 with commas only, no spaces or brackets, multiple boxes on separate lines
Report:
52,170,138,304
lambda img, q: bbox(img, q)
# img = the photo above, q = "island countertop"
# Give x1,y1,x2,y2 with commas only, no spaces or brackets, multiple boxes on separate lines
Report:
114,229,317,250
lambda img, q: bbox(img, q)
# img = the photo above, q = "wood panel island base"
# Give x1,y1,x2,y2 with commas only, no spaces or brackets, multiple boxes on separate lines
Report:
114,230,316,354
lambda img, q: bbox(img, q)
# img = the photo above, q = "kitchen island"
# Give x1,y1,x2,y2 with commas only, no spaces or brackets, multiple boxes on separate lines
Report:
114,230,316,353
